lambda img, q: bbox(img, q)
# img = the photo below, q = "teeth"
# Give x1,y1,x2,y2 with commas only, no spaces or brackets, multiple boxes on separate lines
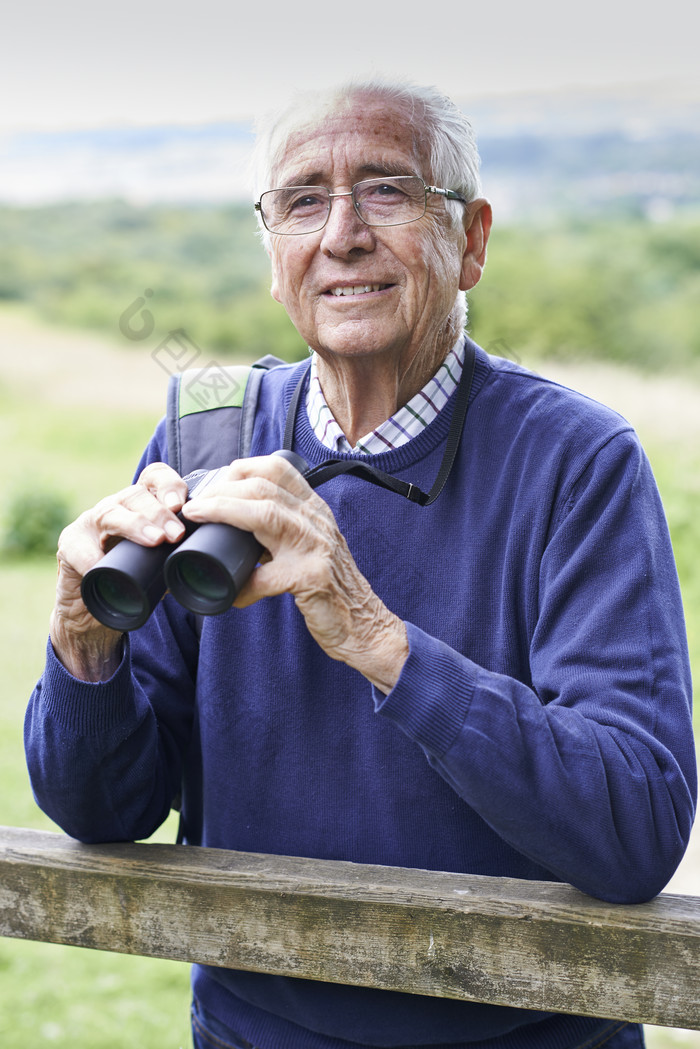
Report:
329,284,384,296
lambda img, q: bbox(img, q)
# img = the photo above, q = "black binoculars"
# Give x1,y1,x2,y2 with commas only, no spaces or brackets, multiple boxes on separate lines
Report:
81,450,308,632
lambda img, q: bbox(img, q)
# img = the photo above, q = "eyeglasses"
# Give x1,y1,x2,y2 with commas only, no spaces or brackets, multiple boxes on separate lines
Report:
254,175,468,235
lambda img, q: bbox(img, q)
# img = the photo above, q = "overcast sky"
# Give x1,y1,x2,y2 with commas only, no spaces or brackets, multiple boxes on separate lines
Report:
2,0,699,133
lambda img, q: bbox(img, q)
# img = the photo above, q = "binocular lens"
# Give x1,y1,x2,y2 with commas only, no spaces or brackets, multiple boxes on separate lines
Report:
164,521,258,615
81,537,174,632
168,553,230,605
81,567,152,631
92,572,145,618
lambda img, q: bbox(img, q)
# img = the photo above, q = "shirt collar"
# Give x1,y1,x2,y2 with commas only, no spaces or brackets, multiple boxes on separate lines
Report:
306,338,466,454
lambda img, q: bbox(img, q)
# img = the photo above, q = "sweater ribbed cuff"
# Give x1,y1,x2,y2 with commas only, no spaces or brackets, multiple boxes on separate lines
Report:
39,635,136,736
373,622,477,757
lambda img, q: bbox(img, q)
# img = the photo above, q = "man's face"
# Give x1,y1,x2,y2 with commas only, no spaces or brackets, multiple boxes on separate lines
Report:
267,99,488,373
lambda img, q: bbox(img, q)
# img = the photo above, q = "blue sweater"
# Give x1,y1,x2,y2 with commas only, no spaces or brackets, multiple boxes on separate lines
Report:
25,344,696,1048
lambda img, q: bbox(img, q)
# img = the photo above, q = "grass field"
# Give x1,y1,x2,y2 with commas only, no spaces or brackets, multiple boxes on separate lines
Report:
0,359,192,1046
0,309,698,1047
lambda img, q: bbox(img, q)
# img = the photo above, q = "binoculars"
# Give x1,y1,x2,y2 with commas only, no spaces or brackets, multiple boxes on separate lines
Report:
81,450,308,632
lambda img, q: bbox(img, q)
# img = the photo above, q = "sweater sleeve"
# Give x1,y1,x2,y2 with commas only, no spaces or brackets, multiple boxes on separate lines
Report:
24,419,199,844
24,605,198,842
375,430,697,903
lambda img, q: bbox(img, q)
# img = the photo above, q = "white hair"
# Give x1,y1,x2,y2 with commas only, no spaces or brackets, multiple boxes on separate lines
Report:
251,76,482,206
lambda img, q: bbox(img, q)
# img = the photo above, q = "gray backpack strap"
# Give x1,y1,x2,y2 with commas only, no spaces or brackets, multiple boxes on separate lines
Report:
166,356,283,831
166,356,284,476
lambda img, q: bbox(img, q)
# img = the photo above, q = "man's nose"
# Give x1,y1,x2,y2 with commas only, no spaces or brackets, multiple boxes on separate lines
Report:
320,191,375,257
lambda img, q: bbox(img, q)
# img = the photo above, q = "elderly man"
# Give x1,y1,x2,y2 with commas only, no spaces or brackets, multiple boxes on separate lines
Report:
26,80,695,1049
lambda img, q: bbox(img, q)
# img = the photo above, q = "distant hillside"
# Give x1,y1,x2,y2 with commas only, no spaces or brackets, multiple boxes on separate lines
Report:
0,81,697,220
465,80,700,221
0,121,255,204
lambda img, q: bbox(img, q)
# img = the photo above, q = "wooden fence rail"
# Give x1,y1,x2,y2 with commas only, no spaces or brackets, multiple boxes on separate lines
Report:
1,825,699,1031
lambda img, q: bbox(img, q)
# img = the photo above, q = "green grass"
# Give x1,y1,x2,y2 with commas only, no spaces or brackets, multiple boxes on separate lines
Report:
0,384,192,1048
643,441,700,697
0,386,156,519
0,344,699,1048
0,557,192,1049
0,940,190,1047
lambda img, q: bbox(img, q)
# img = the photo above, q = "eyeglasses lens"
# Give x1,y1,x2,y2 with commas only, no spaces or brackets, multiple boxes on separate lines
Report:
261,188,329,235
354,176,426,227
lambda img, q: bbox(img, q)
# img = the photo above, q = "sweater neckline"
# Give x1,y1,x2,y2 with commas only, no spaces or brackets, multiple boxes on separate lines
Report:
284,338,486,476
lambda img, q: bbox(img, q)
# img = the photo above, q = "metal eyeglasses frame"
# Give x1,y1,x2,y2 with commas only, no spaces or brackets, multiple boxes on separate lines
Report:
254,176,469,235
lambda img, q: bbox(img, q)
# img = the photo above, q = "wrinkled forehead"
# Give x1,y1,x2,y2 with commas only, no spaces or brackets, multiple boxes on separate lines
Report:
269,96,431,188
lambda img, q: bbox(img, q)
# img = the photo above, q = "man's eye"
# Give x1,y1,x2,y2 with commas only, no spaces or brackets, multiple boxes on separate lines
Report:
359,181,411,206
289,193,323,211
373,183,404,197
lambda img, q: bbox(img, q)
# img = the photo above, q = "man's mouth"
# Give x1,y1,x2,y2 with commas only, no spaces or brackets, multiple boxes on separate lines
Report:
326,284,390,296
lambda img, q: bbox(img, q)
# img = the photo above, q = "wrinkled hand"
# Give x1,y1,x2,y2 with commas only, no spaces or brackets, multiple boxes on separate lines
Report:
51,463,188,681
182,454,408,692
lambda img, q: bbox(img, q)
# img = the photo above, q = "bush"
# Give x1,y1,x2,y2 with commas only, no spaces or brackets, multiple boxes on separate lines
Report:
2,489,71,557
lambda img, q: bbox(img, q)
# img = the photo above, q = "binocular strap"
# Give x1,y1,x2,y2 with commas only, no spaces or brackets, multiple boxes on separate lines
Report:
283,340,476,508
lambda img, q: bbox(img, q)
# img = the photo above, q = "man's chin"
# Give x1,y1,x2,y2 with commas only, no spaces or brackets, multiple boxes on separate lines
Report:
312,322,407,362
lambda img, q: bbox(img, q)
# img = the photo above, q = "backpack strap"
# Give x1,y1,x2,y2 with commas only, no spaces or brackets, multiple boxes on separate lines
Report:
166,354,284,828
166,355,284,476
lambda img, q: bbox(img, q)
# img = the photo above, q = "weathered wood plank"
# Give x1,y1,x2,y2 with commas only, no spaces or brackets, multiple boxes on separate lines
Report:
1,825,699,1029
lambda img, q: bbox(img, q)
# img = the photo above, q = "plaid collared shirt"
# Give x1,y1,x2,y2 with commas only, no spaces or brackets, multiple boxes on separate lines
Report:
306,338,466,454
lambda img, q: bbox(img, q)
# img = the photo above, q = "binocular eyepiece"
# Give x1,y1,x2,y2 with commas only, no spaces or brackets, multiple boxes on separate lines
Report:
81,449,308,632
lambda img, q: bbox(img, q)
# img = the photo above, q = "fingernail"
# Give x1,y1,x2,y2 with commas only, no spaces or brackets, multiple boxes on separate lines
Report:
164,490,181,509
165,520,184,541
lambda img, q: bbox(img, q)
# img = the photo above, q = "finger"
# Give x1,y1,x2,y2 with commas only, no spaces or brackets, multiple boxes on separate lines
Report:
184,472,304,520
232,556,307,608
94,499,185,549
221,453,312,500
181,455,313,534
91,469,187,548
137,461,189,511
181,485,328,561
232,565,275,608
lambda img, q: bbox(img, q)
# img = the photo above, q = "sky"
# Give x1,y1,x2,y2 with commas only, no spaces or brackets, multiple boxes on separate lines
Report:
2,0,699,133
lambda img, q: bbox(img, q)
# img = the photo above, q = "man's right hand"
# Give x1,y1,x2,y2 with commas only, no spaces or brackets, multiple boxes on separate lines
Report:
50,462,188,682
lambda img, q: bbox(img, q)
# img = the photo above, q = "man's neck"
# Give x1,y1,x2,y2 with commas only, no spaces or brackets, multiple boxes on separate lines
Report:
313,341,453,448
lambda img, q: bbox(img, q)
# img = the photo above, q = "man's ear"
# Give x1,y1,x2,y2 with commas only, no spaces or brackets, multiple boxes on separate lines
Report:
459,199,493,292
